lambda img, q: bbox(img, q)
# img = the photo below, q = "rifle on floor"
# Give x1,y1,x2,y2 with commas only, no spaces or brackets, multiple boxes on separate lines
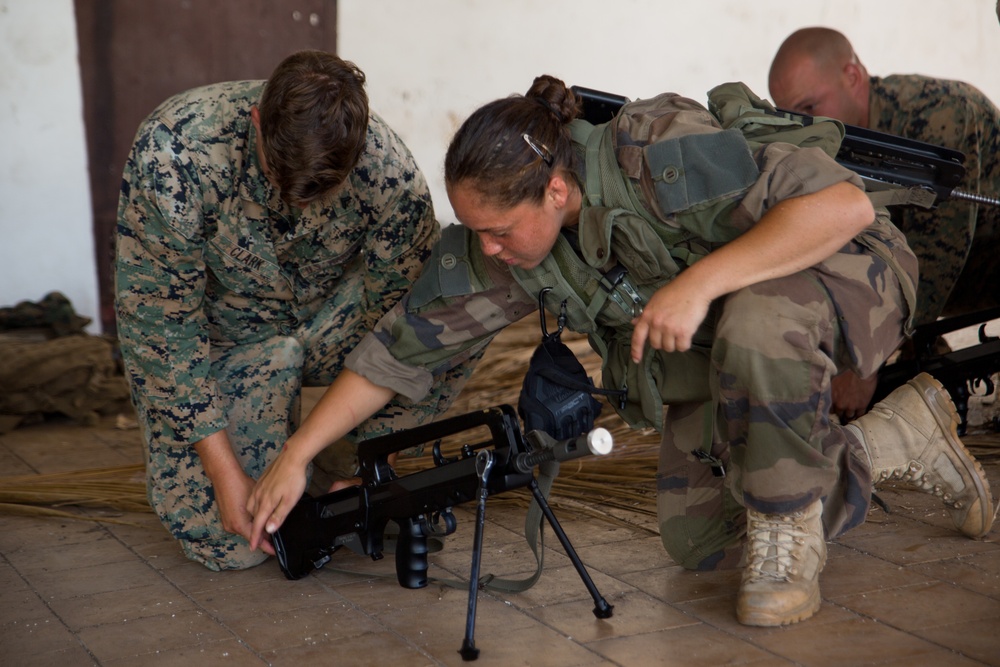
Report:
272,404,615,662
573,85,1000,431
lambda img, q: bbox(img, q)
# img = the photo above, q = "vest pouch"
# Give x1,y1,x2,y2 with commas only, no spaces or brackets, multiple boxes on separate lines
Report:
578,206,683,285
600,330,714,432
643,129,759,217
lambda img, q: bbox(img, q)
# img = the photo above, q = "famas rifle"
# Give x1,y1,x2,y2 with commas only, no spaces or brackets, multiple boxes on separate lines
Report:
272,404,615,661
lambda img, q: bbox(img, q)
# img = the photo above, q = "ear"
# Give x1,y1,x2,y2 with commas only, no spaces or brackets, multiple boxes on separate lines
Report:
842,61,864,91
546,173,572,208
250,106,262,131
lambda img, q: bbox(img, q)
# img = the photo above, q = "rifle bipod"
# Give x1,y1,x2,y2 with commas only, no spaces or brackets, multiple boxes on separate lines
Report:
460,448,614,661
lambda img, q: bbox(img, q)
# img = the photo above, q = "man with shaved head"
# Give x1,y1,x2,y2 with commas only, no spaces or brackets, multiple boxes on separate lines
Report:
770,27,1000,421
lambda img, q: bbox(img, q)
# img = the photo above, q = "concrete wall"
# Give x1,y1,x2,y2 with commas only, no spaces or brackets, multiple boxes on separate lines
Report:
0,0,97,330
2,0,998,331
340,0,1000,226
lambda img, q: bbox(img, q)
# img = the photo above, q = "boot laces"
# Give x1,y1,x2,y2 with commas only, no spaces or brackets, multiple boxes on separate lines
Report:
878,461,963,509
745,512,810,583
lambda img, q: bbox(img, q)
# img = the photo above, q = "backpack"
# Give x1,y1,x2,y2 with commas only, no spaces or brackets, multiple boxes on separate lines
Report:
705,81,844,158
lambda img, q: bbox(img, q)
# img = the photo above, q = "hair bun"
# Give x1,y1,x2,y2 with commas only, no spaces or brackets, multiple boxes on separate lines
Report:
526,75,581,124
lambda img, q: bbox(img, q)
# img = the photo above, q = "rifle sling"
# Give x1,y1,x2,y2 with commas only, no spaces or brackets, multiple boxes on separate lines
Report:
315,460,559,594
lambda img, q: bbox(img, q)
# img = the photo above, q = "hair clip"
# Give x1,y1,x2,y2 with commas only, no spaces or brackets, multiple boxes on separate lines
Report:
522,133,554,167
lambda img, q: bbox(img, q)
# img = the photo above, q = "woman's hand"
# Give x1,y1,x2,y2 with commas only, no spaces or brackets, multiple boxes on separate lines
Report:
244,369,399,550
630,280,712,361
831,369,878,422
246,447,310,552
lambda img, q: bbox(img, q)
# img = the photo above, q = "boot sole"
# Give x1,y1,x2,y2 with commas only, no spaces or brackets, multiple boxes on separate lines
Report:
736,588,821,627
906,373,995,538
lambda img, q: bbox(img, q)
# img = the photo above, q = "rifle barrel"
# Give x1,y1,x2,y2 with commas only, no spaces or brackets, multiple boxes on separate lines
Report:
951,189,1000,207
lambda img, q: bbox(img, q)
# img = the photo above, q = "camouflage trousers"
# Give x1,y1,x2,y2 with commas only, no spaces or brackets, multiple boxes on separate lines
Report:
143,283,476,572
657,244,910,570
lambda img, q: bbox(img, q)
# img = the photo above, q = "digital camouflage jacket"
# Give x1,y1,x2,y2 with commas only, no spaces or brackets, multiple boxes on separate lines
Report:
869,74,1000,323
116,81,439,446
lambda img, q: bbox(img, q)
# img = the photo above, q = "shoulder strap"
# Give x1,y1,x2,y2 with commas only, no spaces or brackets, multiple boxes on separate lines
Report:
707,81,845,158
571,118,658,226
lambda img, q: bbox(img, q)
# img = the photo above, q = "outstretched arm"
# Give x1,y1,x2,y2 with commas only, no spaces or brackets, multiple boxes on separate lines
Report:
630,180,875,360
246,369,396,550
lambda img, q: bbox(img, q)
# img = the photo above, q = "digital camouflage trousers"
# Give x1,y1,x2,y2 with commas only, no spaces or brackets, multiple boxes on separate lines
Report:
143,279,476,571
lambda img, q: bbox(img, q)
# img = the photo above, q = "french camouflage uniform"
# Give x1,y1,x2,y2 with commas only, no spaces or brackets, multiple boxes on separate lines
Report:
869,75,1000,324
345,83,919,570
116,81,473,571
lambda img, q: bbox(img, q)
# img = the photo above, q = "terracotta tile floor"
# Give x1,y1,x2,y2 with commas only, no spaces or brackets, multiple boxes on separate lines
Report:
2,323,999,666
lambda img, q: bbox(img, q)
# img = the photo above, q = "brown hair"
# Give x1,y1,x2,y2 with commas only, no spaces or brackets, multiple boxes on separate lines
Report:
257,50,369,205
444,75,582,209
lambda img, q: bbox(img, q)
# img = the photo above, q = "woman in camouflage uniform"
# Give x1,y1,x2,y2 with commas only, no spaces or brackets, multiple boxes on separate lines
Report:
248,76,994,626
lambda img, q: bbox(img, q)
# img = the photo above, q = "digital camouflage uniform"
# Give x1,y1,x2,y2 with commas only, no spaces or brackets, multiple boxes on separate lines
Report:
116,81,473,571
869,75,1000,324
346,86,919,571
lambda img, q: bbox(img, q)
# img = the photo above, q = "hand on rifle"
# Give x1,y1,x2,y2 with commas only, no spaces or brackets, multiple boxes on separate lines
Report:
246,445,310,552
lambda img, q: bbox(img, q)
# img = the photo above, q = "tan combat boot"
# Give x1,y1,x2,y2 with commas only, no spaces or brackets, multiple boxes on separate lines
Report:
736,499,826,627
846,373,994,538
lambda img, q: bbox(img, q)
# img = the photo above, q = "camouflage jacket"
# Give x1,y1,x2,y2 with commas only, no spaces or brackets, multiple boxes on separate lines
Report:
347,90,916,429
869,74,1000,322
116,81,439,446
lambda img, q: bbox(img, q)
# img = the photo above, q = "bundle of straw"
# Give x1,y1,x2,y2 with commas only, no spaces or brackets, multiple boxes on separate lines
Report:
0,463,149,524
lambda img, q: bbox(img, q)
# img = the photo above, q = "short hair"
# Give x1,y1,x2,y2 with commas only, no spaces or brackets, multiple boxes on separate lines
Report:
257,50,369,205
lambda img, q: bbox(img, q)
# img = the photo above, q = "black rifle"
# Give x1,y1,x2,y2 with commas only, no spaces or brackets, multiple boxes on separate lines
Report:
272,404,614,661
572,85,1000,432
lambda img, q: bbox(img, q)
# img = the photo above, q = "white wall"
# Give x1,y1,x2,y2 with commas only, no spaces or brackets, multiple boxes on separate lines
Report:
1,0,998,333
340,0,1000,225
0,0,97,330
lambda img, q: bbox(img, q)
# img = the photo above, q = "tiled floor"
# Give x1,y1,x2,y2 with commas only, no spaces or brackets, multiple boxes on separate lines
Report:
2,322,999,666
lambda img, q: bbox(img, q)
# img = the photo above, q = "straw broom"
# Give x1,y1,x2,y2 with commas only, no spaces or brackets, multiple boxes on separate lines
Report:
8,317,990,527
0,463,149,524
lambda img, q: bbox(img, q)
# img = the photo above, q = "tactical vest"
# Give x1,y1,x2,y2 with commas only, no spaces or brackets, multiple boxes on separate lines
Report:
420,84,860,431
505,82,848,431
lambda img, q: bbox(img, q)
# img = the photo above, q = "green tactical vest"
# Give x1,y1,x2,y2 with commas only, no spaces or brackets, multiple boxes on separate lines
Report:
505,82,850,432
